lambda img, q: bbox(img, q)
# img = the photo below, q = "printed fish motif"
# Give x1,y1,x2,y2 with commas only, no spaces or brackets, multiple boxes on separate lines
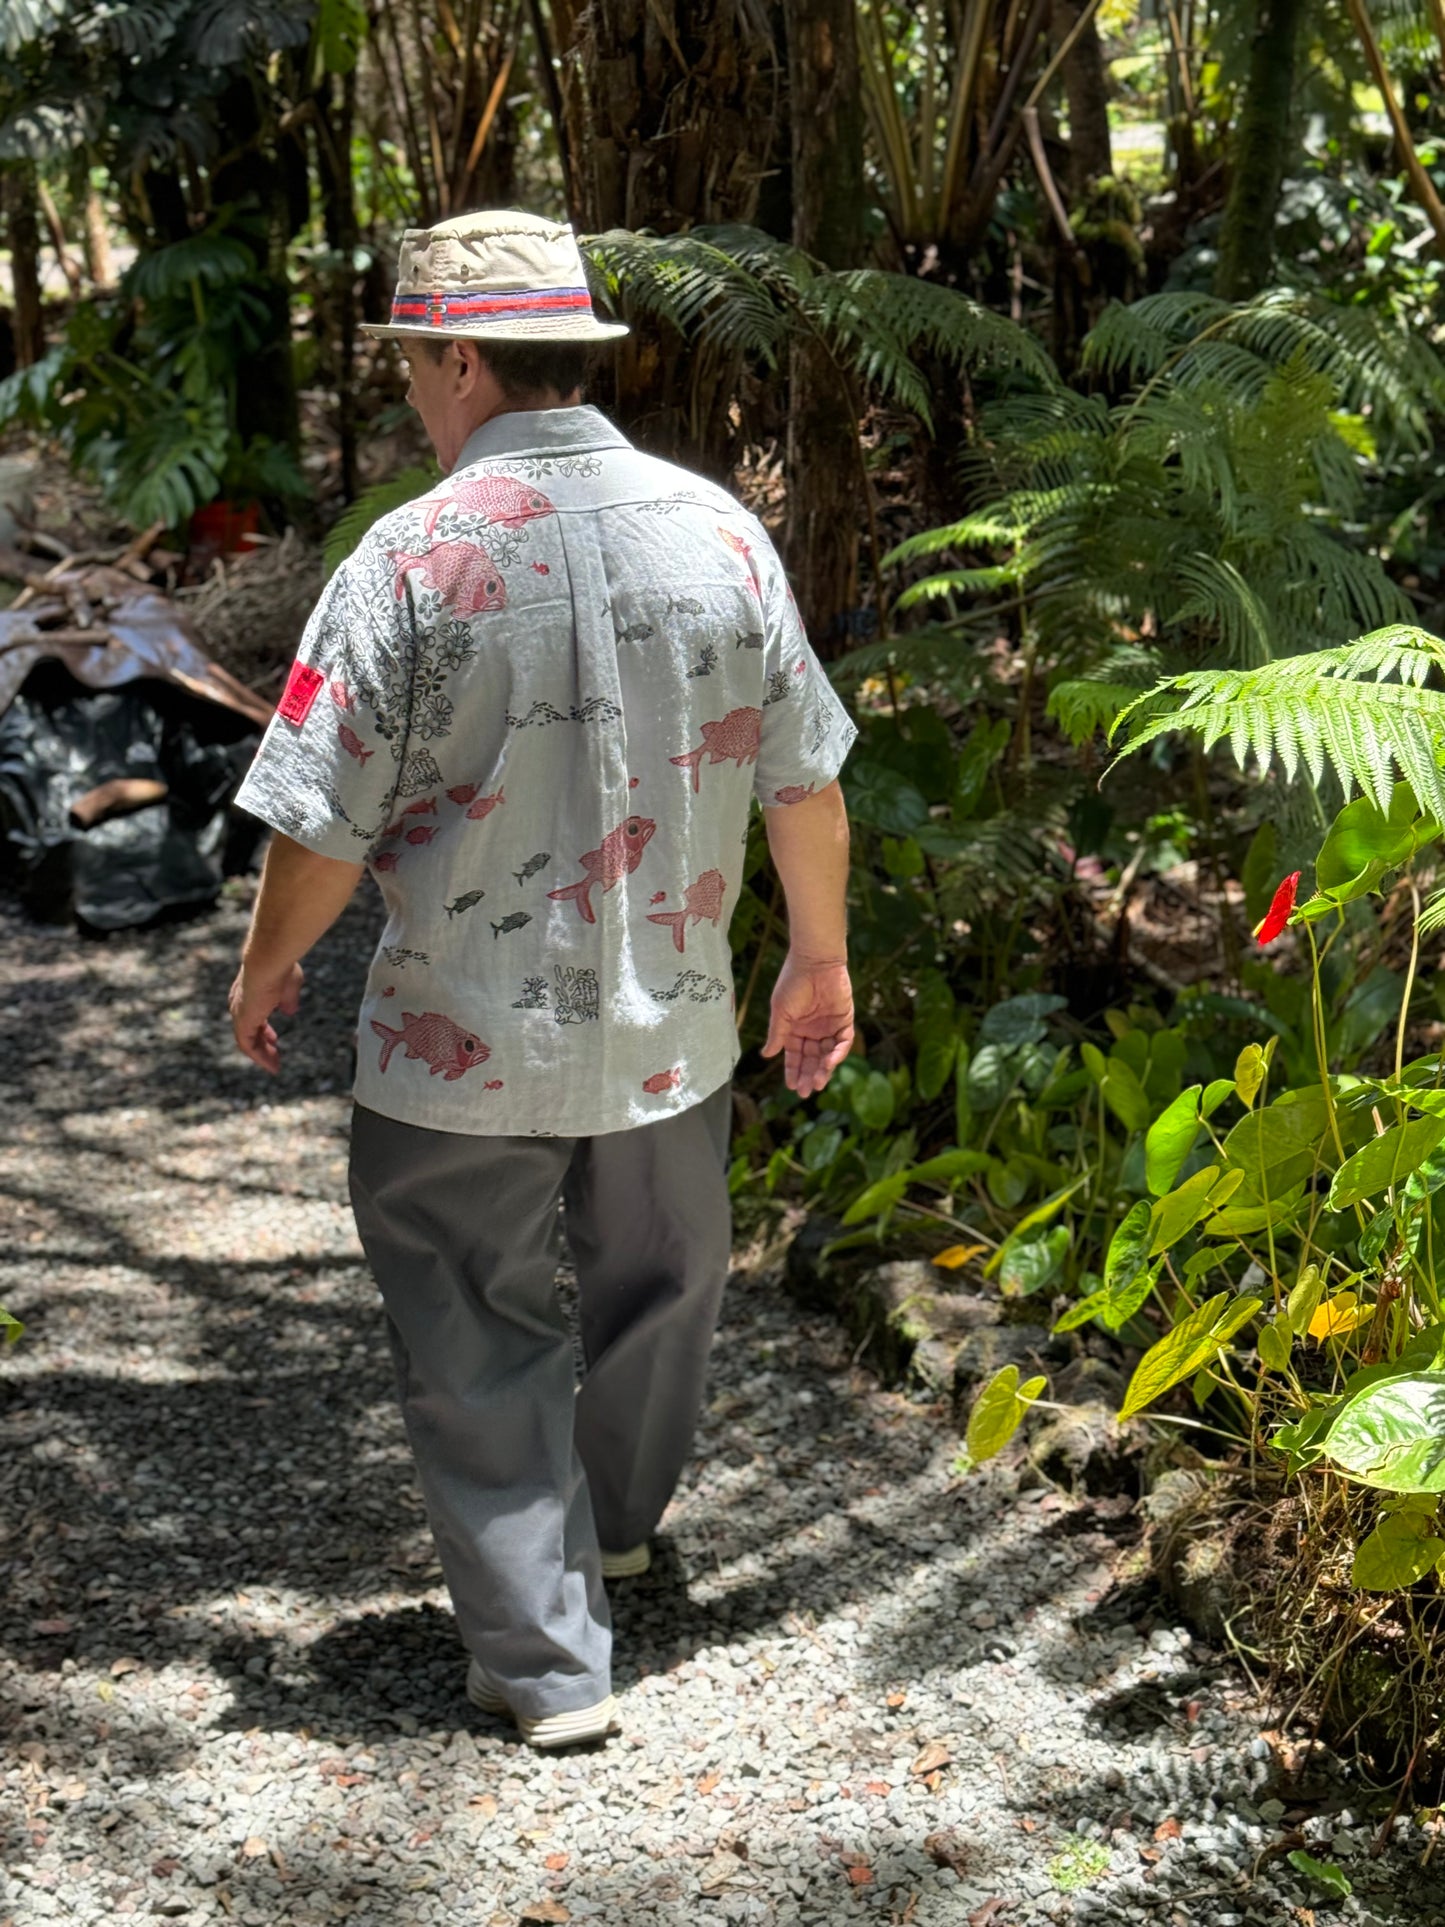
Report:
642,1067,682,1095
547,815,656,924
650,891,667,905
420,474,555,538
446,889,486,918
646,868,727,954
483,1079,504,1090
380,818,406,840
465,785,506,821
390,540,508,617
403,796,437,816
772,782,817,805
372,850,401,872
329,679,355,713
491,911,532,939
404,824,439,845
734,629,764,650
670,707,763,792
668,596,705,616
371,1010,490,1080
615,621,654,644
717,527,751,557
513,851,551,886
337,722,374,765
532,562,550,574
446,783,480,806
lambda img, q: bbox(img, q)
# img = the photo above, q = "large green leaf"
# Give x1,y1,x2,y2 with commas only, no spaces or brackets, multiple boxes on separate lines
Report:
964,1365,1048,1465
1146,1085,1202,1196
998,1224,1071,1297
1351,1510,1445,1588
1149,1165,1243,1256
851,1071,896,1132
1082,1046,1151,1134
1318,1373,1445,1492
966,1041,1017,1108
1118,1292,1263,1421
1328,1116,1445,1210
978,993,1067,1048
1305,782,1433,917
1222,1087,1331,1199
844,761,930,833
913,971,957,1101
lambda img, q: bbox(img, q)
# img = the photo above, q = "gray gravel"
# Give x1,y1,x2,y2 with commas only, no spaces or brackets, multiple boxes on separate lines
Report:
2,882,1442,1927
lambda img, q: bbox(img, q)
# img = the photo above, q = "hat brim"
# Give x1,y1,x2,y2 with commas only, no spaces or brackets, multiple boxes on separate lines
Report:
361,317,629,342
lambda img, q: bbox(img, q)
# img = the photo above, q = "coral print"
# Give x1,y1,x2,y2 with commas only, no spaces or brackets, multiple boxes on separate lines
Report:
548,815,656,924
421,474,555,538
337,723,373,765
372,1011,491,1079
646,868,726,953
717,527,751,557
670,708,762,792
390,540,508,616
643,1068,683,1094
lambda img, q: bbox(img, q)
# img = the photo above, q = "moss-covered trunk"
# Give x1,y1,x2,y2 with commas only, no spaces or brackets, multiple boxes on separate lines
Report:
1213,0,1305,301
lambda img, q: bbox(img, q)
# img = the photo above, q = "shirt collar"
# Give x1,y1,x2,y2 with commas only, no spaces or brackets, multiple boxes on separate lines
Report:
454,404,633,470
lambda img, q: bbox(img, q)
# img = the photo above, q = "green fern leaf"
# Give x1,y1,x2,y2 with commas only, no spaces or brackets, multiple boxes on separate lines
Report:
324,467,437,574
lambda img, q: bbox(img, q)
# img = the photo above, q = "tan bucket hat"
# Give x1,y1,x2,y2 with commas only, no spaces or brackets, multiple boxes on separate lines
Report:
361,209,628,343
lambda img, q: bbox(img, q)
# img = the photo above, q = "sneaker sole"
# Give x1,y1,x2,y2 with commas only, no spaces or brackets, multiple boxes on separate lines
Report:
467,1663,616,1747
599,1543,651,1578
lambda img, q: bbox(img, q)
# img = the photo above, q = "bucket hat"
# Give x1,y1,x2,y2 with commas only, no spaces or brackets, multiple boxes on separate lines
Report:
361,209,628,343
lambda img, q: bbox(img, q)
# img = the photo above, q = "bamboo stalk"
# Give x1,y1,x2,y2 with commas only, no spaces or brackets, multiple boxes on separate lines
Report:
939,0,994,221
462,37,519,187
409,0,450,213
447,0,484,200
919,0,938,223
382,2,435,222
1345,0,1445,250
36,178,82,297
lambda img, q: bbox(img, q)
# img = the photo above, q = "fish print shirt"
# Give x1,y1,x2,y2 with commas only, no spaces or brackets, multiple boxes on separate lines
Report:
235,405,858,1137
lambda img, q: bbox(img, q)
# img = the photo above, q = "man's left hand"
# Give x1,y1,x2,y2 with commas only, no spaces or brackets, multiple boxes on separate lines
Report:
229,961,304,1074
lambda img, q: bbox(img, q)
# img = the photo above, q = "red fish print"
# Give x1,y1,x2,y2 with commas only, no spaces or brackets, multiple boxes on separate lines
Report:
371,1011,491,1080
330,679,355,713
404,824,439,845
717,527,751,557
772,783,817,805
403,796,437,816
532,562,550,575
337,722,373,765
548,815,656,924
650,891,667,905
629,777,639,789
420,474,555,538
647,868,727,953
446,783,479,806
390,540,508,616
794,659,807,675
642,1068,682,1095
464,785,506,821
483,1079,504,1091
670,708,763,792
382,986,396,997
372,850,401,872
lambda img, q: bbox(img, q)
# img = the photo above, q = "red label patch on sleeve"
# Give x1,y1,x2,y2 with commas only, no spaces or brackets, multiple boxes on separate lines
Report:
277,661,325,725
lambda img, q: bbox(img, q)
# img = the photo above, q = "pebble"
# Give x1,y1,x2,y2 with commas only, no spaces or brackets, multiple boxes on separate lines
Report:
0,894,1440,1925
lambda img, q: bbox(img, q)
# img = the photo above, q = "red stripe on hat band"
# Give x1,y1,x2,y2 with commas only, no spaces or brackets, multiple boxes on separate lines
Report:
390,288,594,326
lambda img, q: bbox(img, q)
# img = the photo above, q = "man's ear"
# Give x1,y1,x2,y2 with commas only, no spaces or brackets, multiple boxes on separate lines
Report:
454,340,484,395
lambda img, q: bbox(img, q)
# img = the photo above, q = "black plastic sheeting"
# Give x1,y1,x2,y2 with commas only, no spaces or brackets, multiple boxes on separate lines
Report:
0,661,263,931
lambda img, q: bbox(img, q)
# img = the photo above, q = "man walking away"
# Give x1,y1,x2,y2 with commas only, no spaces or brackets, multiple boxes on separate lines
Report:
229,211,857,1748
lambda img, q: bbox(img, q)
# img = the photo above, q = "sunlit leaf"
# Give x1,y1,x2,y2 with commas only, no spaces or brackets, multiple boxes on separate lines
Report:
1351,1511,1445,1589
964,1366,1047,1465
1328,1116,1445,1211
1146,1085,1202,1196
1118,1293,1263,1421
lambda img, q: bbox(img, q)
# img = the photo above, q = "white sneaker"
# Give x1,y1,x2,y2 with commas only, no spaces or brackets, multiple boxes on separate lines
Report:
466,1660,616,1748
599,1542,651,1578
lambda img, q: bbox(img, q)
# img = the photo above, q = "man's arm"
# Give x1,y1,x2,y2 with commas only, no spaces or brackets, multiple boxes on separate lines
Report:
229,834,366,1073
759,779,854,1099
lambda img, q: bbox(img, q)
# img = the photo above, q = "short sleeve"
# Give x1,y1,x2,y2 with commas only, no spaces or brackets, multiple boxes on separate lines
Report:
233,545,407,860
749,535,858,807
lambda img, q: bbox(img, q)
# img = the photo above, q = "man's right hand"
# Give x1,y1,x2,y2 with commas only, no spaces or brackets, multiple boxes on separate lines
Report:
761,954,854,1099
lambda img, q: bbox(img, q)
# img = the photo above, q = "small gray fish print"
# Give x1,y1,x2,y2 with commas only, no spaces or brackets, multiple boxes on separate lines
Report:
491,911,533,939
514,851,552,886
615,621,655,645
734,629,765,650
445,890,486,918
668,595,705,617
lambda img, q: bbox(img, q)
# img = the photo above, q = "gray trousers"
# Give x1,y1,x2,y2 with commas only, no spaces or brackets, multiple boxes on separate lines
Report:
347,1083,732,1719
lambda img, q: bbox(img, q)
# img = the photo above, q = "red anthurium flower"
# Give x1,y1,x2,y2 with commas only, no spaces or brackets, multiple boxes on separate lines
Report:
1254,871,1301,945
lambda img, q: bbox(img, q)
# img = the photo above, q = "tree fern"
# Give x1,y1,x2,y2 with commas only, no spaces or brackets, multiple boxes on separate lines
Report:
1108,628,1445,824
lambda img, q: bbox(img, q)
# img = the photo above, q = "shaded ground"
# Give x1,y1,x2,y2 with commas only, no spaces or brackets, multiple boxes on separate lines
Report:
1,879,1440,1926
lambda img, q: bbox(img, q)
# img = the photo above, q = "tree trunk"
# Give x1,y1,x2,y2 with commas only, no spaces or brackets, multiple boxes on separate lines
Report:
785,0,865,655
316,70,361,503
1053,0,1112,196
4,166,46,367
553,0,778,472
82,183,115,289
1213,0,1305,300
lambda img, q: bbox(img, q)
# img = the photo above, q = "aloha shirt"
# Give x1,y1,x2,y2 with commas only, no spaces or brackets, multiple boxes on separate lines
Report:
235,404,858,1136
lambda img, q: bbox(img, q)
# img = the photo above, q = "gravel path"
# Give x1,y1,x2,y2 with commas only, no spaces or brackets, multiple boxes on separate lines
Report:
2,886,1441,1927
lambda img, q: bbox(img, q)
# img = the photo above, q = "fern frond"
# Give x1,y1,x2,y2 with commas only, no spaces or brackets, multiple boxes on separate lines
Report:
0,0,68,55
324,466,437,574
582,228,785,363
1109,628,1445,820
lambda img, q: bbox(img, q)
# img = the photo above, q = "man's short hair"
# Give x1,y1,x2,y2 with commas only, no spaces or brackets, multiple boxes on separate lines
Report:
413,335,593,401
